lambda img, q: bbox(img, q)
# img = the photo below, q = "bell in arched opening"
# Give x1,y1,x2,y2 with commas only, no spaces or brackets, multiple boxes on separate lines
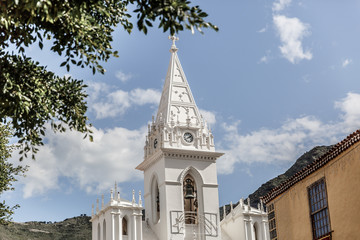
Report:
185,178,195,199
183,174,198,224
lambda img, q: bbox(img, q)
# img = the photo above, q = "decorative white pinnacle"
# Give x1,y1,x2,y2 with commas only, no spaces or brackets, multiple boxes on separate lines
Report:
139,190,142,207
114,181,118,200
260,199,264,211
101,194,104,209
132,189,135,205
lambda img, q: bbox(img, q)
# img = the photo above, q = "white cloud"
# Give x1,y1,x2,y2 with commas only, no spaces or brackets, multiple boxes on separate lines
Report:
273,15,312,63
92,90,131,118
259,56,268,63
11,82,161,197
199,109,216,126
272,0,292,12
13,88,360,197
129,88,161,106
258,50,272,64
257,27,267,33
335,92,360,132
115,71,133,83
13,125,146,198
221,120,241,133
87,82,161,119
87,82,109,101
217,92,360,174
19,147,60,198
342,58,352,68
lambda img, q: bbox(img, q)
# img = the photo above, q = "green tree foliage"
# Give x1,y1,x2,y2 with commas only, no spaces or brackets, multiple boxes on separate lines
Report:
0,124,26,224
0,0,217,158
0,52,89,159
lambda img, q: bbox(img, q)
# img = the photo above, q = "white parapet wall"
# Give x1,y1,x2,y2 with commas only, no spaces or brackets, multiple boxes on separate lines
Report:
220,198,270,240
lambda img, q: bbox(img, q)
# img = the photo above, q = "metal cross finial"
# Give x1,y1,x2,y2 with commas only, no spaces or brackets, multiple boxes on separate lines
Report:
169,35,179,52
169,35,179,46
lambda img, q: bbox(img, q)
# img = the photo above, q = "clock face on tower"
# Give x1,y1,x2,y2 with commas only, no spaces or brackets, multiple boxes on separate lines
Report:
183,132,194,143
154,139,158,148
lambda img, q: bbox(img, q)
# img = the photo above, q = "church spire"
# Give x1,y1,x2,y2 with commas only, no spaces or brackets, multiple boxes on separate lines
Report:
140,37,216,164
155,36,203,127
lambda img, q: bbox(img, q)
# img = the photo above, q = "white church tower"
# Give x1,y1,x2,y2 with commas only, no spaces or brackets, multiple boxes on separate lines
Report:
136,36,223,240
91,37,269,240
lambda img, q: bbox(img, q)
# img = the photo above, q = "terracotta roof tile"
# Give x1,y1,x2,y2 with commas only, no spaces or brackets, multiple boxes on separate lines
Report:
262,129,360,204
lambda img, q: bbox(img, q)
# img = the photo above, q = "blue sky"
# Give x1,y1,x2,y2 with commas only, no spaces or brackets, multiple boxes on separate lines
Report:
4,0,360,222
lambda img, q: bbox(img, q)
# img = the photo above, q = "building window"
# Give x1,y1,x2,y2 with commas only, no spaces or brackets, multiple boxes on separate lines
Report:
122,217,128,235
268,203,277,240
253,223,259,240
308,179,331,240
103,219,106,240
97,223,100,240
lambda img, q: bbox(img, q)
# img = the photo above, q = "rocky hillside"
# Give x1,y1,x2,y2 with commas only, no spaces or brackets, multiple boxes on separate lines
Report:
220,145,332,220
0,215,91,240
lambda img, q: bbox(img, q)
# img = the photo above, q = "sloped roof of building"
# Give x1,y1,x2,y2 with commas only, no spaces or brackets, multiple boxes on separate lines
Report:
262,129,360,204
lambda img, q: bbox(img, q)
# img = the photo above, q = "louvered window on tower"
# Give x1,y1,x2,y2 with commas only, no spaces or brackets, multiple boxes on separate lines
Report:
308,178,332,240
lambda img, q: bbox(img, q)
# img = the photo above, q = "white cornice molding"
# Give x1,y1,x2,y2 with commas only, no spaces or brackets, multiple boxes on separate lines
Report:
161,148,223,159
136,149,164,171
136,148,223,171
164,180,182,186
203,183,219,188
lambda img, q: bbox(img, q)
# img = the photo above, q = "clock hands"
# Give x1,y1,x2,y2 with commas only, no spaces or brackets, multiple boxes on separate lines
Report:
154,139,158,148
184,132,193,143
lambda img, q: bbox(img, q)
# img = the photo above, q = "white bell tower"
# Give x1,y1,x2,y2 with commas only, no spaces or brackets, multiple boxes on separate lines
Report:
136,37,223,240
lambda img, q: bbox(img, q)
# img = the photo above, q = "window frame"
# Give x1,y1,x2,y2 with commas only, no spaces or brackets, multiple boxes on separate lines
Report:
122,216,128,236
268,203,277,240
307,178,332,240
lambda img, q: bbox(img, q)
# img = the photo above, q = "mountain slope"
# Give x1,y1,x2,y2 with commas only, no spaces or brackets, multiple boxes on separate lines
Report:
220,145,332,220
0,215,91,240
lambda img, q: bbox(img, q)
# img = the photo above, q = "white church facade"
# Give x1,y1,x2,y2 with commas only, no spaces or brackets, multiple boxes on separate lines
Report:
91,37,269,240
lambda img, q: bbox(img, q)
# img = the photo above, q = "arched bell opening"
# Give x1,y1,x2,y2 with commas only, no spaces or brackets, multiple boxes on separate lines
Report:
151,175,160,224
183,174,198,224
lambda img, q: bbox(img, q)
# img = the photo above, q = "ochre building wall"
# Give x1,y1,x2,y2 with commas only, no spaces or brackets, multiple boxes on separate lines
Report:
268,141,360,240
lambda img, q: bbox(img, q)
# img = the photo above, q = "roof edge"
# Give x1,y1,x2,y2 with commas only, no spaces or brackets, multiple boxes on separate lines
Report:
262,129,360,204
